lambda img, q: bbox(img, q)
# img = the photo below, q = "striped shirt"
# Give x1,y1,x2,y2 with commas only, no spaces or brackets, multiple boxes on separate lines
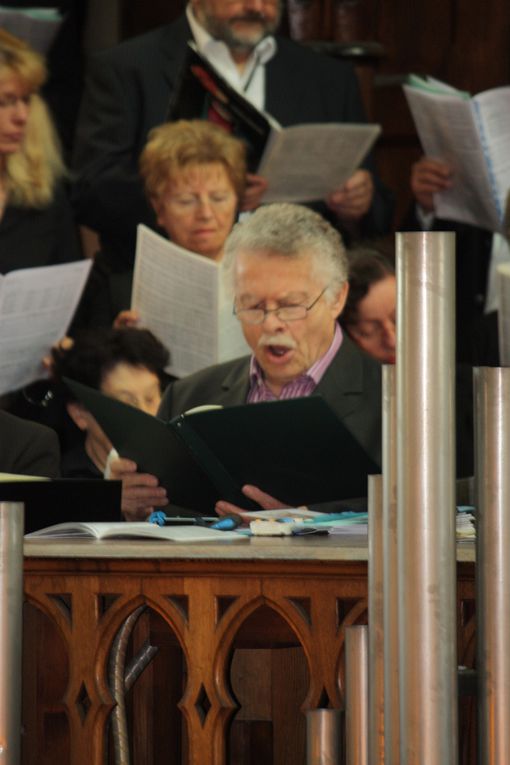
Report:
247,324,343,403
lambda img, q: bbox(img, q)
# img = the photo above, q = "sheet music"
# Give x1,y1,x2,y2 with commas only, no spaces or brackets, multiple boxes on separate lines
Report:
0,260,91,395
497,262,510,366
131,226,249,378
258,123,381,203
0,6,62,54
472,87,510,217
403,84,501,232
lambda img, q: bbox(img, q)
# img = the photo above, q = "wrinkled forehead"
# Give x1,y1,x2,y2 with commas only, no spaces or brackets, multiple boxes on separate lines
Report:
233,249,323,296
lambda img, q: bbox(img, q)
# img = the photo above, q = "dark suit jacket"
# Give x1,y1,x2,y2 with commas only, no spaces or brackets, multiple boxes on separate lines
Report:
0,184,81,274
158,334,382,468
72,14,393,261
0,411,60,478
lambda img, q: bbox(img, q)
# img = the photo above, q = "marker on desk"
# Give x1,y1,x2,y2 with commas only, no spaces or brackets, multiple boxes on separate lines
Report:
210,516,242,531
148,511,218,527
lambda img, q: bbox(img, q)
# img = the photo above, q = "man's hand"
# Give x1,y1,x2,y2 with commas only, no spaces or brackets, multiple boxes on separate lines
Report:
411,157,453,213
326,169,374,222
215,484,289,520
240,173,269,211
113,309,140,330
108,456,168,521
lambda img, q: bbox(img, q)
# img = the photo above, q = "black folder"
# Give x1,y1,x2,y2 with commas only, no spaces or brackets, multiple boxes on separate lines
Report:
168,42,271,171
0,479,122,534
65,378,380,514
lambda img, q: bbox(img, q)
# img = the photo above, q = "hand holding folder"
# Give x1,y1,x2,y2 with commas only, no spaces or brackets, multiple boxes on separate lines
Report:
65,378,380,515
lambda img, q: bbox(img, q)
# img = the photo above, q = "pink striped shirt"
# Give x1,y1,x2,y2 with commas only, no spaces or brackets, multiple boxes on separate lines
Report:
247,323,343,403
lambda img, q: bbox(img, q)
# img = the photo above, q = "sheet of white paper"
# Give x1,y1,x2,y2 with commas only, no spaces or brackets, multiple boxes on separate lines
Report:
258,123,381,203
404,85,501,232
131,226,249,378
472,86,510,218
0,260,91,396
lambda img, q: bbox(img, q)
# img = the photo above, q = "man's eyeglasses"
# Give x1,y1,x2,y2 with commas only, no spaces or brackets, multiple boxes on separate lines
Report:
234,286,329,325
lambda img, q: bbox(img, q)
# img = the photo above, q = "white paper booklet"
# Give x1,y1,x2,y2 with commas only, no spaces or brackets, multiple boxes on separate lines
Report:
131,225,249,378
403,75,510,232
259,122,381,204
497,262,510,365
0,260,91,396
26,521,247,543
0,6,62,54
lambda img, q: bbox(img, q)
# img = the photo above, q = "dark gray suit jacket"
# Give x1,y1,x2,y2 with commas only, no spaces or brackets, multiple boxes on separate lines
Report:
158,334,382,468
0,411,60,478
72,14,393,260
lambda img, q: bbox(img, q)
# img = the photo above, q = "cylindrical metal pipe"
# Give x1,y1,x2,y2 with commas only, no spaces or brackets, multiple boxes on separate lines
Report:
306,708,341,765
396,231,458,764
368,475,384,765
345,625,368,765
0,502,24,764
475,367,510,765
382,364,399,765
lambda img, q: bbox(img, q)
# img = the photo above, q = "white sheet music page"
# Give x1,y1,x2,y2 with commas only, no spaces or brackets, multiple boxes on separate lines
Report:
131,226,248,378
403,82,501,232
0,260,92,395
258,122,381,203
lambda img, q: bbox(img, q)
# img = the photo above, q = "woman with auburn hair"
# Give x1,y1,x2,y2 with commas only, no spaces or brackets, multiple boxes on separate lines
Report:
75,119,248,329
0,29,80,273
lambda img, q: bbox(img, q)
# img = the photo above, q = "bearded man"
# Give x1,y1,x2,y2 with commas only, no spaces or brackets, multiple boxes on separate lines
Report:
73,0,393,262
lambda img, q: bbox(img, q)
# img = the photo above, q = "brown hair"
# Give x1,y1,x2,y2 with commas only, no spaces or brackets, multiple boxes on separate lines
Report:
140,119,246,201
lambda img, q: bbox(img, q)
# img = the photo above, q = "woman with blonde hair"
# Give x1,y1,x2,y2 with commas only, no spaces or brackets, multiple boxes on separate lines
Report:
76,119,247,329
0,29,80,273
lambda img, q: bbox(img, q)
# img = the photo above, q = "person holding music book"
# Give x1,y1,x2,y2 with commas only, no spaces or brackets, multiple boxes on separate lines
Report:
102,204,382,520
72,0,394,263
170,43,381,205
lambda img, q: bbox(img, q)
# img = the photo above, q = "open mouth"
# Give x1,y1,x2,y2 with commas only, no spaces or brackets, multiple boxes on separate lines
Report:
266,345,293,361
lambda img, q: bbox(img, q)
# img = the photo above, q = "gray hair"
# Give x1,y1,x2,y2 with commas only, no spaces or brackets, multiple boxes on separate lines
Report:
223,203,348,300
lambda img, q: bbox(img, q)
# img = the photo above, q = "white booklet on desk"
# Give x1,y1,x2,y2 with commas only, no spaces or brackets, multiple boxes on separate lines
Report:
131,225,249,378
26,521,247,543
403,75,510,233
0,260,91,396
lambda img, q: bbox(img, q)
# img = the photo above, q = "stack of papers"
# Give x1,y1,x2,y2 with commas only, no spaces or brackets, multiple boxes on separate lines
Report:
456,507,476,540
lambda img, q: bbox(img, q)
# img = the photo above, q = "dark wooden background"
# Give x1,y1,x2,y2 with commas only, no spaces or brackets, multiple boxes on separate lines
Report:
119,0,510,227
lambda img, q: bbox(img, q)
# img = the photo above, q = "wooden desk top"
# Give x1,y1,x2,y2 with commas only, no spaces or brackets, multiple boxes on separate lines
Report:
24,534,475,563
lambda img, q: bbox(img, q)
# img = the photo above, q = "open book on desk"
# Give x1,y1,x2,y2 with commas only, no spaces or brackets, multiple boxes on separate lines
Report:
169,43,381,203
65,378,380,515
131,226,249,378
26,521,246,543
403,75,510,233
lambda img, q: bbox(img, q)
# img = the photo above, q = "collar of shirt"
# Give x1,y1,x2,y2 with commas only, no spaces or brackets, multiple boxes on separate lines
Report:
186,4,277,111
247,323,344,402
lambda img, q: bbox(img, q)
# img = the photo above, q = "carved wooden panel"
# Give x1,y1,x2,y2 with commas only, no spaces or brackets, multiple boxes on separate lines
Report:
22,556,476,764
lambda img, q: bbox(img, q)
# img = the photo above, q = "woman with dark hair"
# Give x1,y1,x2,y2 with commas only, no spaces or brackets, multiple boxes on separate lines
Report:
340,248,396,364
51,327,170,478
